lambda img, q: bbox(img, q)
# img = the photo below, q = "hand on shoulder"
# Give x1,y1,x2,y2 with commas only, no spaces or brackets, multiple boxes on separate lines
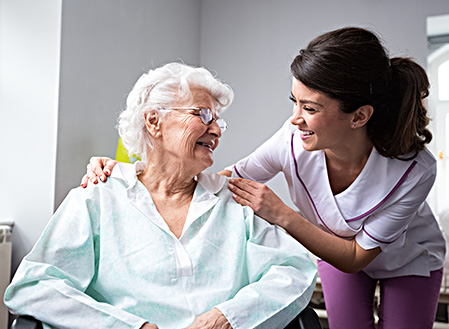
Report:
80,156,118,188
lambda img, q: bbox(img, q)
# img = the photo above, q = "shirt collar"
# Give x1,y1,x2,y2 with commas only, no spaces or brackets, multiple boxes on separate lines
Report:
114,161,227,194
110,161,142,187
196,171,227,195
114,162,228,238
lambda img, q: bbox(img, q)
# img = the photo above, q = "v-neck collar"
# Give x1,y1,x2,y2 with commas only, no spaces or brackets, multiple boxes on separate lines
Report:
290,132,417,237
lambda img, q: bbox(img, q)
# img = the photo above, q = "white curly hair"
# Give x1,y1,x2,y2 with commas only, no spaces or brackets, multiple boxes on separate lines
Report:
117,62,234,158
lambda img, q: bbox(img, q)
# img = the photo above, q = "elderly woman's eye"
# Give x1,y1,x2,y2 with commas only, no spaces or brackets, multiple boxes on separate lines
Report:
190,109,202,116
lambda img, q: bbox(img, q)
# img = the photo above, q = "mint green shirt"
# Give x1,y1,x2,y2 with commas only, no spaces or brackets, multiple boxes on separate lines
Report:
5,163,316,329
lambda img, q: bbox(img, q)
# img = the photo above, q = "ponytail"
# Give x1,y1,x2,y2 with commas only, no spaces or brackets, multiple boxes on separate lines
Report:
367,57,432,160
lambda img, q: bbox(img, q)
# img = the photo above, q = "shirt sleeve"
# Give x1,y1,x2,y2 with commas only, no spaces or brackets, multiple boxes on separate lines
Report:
356,161,437,252
227,120,292,182
215,208,317,329
4,188,148,329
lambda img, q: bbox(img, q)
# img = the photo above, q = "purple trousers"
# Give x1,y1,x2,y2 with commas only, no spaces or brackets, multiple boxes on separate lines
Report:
318,260,443,329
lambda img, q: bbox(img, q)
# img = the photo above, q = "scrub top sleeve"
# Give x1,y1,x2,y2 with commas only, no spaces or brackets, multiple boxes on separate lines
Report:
355,163,436,252
215,208,317,329
228,120,292,182
4,188,147,329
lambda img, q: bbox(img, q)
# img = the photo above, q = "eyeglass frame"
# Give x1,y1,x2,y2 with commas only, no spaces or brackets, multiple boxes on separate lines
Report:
158,107,227,133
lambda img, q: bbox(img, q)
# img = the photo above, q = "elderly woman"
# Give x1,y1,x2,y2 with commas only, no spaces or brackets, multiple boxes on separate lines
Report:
4,63,316,329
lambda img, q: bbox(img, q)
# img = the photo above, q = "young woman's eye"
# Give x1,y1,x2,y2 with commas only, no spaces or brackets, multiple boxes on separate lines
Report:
289,95,297,104
303,106,316,112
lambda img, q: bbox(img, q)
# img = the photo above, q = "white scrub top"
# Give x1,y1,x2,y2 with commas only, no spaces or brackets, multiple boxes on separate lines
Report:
5,163,317,329
230,120,446,279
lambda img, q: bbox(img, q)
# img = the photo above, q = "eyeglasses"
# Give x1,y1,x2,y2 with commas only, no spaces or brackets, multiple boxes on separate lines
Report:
160,107,227,133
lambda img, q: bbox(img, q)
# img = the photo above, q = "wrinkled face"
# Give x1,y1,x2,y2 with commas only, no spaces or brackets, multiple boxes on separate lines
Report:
157,87,222,173
289,78,353,153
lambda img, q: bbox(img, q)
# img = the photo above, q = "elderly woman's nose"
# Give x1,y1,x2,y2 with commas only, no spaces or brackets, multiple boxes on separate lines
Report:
208,120,222,137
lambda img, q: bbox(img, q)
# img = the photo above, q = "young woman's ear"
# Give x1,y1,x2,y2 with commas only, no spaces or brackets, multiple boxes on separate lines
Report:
351,105,374,128
144,110,162,137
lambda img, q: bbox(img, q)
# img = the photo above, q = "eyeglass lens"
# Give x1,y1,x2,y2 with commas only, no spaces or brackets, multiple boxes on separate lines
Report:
160,107,227,132
198,108,227,132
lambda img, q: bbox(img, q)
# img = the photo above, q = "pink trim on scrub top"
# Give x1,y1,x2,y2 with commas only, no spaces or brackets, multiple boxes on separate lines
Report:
290,134,346,238
345,161,417,222
233,165,244,178
290,133,417,242
362,227,407,244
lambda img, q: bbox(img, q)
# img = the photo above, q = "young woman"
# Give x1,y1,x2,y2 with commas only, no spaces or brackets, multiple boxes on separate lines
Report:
83,28,445,329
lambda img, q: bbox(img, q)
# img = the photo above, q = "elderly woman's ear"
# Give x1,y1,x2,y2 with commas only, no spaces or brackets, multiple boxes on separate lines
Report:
144,110,162,137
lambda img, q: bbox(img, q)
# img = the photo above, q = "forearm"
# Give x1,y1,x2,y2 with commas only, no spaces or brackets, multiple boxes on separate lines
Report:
216,267,316,329
5,267,147,329
227,178,381,272
279,208,381,273
215,215,317,329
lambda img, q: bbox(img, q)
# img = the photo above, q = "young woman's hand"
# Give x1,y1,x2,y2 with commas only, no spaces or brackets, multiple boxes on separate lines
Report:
228,178,295,226
80,157,118,188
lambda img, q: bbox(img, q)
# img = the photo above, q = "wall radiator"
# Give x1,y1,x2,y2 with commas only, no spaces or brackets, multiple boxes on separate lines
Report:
0,225,12,329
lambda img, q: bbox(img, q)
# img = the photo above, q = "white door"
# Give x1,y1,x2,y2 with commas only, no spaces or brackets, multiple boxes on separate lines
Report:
428,44,449,221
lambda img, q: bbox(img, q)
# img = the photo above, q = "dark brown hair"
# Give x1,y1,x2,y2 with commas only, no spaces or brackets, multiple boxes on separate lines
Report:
290,27,432,160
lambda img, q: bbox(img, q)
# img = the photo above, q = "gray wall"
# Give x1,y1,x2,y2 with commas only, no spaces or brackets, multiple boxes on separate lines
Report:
55,0,202,208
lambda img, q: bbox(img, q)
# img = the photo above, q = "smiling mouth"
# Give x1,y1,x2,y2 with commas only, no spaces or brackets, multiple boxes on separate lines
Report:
197,141,214,151
300,130,315,136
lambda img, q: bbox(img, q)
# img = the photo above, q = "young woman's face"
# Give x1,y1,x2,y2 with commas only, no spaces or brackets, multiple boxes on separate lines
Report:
289,78,354,153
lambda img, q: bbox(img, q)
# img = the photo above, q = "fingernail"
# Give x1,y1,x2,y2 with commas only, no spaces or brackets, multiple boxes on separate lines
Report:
100,176,105,182
105,169,111,175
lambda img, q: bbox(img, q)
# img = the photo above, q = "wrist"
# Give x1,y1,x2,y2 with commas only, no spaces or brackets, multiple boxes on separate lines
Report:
277,206,298,231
